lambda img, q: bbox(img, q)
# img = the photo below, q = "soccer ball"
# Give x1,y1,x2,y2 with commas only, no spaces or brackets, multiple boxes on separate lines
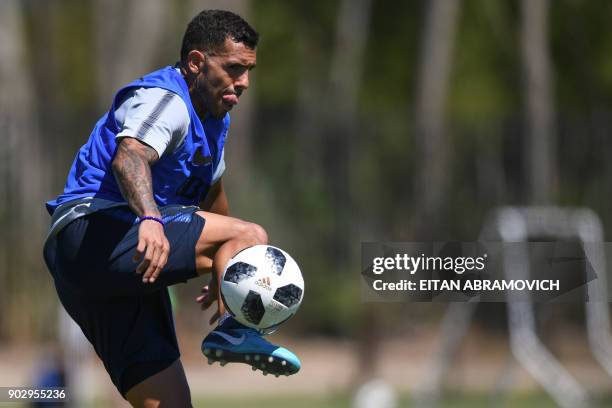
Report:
220,245,304,331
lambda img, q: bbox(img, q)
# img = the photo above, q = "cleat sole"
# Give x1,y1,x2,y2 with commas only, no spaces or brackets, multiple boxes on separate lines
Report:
202,345,300,376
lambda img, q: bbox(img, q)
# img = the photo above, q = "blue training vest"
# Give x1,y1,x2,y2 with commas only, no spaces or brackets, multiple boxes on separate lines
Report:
46,66,229,215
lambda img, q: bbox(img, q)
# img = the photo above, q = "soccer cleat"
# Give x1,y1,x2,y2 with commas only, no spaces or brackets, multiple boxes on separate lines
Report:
202,316,301,376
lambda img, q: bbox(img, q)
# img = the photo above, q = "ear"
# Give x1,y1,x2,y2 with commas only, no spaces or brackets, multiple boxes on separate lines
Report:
186,50,206,74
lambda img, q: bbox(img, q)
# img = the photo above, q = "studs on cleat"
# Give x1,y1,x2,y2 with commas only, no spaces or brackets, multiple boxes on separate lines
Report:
203,348,210,356
220,360,227,367
281,360,287,366
262,371,268,376
254,355,260,361
252,366,257,371
275,374,280,378
261,363,266,369
245,355,251,361
268,356,274,363
215,349,223,357
207,358,213,365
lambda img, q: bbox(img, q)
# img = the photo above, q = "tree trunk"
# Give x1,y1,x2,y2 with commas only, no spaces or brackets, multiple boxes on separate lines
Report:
0,0,50,340
94,0,168,107
413,0,461,238
294,27,324,182
327,0,373,385
521,0,556,205
326,0,372,254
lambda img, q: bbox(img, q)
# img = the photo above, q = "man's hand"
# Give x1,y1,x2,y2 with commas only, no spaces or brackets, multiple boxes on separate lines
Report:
196,276,226,324
112,137,169,284
134,219,170,283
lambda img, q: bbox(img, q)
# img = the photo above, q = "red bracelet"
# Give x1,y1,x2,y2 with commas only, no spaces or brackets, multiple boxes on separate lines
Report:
139,216,165,226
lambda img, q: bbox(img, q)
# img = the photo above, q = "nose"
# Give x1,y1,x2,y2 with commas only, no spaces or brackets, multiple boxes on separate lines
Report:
235,70,249,92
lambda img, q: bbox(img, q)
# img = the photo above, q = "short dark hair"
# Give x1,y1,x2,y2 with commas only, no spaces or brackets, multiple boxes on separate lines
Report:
180,10,259,63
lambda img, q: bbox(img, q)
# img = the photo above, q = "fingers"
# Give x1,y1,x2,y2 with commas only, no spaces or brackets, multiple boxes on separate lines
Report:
200,292,216,310
196,284,219,311
136,240,156,276
208,309,221,325
195,285,209,303
133,237,146,263
195,285,221,324
135,222,170,283
142,237,170,283
141,245,162,283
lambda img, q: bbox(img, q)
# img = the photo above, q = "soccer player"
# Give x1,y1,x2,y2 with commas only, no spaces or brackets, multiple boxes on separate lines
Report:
43,10,300,407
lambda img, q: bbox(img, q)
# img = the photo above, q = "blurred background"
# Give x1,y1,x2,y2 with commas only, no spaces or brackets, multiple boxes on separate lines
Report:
2,0,612,406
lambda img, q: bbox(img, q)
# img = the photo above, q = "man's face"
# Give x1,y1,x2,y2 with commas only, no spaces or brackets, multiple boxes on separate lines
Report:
190,38,257,119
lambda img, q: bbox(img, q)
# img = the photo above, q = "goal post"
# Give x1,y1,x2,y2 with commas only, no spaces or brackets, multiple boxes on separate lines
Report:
415,206,612,408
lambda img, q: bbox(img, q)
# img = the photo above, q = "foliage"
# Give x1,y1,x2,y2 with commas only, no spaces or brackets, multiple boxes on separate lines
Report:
2,0,612,340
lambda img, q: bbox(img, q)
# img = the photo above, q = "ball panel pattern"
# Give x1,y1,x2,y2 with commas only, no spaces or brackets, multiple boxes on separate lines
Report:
241,290,265,325
224,262,257,283
273,284,303,308
264,247,286,276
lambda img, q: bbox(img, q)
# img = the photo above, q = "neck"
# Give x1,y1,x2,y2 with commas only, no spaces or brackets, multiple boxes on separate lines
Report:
179,63,208,119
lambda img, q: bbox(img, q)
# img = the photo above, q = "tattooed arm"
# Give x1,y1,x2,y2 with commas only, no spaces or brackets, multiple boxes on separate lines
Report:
112,137,170,284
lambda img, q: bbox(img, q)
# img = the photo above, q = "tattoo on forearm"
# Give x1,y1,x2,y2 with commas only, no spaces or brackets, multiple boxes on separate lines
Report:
112,139,160,217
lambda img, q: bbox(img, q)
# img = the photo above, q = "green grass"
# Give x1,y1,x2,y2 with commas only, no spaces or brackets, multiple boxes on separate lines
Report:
5,392,611,407
193,392,612,408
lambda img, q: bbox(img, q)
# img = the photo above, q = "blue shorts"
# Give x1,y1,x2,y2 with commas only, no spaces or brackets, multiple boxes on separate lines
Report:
43,205,205,397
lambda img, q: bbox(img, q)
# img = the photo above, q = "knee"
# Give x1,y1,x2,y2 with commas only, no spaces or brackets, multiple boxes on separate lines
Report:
245,222,268,245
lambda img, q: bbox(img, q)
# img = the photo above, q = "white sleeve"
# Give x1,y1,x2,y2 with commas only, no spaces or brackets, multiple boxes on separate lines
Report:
115,87,189,157
212,149,226,184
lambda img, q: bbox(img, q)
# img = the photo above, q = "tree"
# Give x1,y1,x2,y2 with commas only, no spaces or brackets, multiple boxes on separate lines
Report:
94,0,168,107
413,0,461,238
0,0,50,340
521,0,556,204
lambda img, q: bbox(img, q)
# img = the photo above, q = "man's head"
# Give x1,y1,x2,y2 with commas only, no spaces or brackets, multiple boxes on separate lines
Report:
180,10,259,119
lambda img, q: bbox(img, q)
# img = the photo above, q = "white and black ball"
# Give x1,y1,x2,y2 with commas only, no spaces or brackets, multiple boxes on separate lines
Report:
220,245,304,331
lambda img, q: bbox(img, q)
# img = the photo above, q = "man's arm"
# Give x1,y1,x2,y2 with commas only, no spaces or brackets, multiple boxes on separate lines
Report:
112,137,170,283
199,178,229,216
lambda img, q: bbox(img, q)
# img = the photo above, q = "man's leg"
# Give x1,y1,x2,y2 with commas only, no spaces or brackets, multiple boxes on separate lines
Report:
46,206,205,405
194,210,268,274
125,360,191,408
192,211,301,376
193,211,268,319
46,207,292,407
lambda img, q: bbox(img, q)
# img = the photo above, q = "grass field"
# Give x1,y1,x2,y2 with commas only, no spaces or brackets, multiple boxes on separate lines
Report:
192,393,612,408
3,392,612,407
